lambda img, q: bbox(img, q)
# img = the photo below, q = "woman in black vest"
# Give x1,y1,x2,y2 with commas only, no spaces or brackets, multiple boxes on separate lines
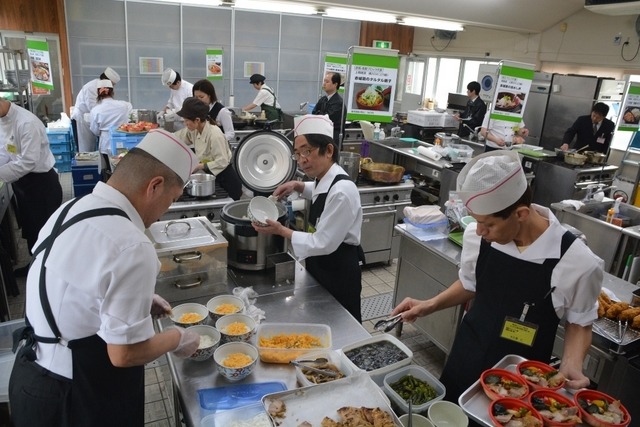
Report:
192,79,235,143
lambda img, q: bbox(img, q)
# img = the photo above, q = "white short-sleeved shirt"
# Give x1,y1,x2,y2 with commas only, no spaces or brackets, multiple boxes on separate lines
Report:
251,85,281,109
25,182,160,379
166,80,194,111
482,115,525,150
458,205,603,326
290,163,362,260
90,98,133,155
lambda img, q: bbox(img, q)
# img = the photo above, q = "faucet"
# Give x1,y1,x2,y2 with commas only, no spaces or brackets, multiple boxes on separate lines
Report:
299,102,308,112
463,123,478,139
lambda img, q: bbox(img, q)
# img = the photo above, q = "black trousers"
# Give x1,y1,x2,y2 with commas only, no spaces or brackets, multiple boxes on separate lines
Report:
215,164,243,201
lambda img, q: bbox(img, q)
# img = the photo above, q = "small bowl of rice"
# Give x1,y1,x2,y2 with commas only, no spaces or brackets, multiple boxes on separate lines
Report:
186,325,221,361
215,313,257,344
170,303,209,328
206,295,245,322
213,342,258,381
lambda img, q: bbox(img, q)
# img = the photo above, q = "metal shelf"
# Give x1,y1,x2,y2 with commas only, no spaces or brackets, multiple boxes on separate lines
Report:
0,48,32,110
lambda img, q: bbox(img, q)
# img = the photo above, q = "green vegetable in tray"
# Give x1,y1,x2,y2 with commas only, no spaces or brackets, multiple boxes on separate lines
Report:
390,374,438,405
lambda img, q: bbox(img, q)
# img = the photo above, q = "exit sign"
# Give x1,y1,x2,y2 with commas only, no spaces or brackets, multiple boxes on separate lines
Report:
373,40,392,49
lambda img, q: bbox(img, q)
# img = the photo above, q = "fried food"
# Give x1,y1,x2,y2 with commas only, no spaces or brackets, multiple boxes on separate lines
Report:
319,407,395,427
619,307,640,322
605,302,630,320
597,293,612,318
633,314,640,329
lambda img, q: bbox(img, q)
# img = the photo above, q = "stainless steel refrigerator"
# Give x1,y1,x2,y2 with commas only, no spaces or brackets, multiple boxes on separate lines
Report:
521,72,552,146
540,74,600,151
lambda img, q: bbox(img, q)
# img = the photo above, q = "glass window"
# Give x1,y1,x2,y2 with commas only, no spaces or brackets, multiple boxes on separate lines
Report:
405,60,425,95
433,58,460,108
425,58,437,101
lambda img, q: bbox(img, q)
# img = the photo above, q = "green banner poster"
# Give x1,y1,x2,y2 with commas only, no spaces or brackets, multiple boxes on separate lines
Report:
346,48,399,123
206,48,223,81
488,63,535,123
27,39,53,90
618,83,640,132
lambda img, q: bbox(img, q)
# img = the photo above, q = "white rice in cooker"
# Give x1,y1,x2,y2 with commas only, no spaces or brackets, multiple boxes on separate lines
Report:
198,334,216,349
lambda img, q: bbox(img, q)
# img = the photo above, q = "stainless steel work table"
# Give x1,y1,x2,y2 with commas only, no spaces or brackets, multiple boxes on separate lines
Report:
157,262,371,427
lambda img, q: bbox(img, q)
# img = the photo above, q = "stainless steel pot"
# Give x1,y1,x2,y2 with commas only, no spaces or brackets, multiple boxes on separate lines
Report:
137,109,158,124
220,199,288,270
185,173,215,197
584,151,607,164
339,152,360,181
564,152,587,166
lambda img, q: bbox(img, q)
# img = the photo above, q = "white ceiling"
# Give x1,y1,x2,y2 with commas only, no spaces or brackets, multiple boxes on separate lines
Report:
296,0,587,33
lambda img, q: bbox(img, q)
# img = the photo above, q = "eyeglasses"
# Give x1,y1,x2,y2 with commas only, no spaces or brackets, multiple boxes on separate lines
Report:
291,147,318,161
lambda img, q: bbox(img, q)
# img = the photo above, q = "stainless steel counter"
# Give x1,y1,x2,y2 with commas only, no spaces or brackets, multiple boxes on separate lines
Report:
157,262,370,427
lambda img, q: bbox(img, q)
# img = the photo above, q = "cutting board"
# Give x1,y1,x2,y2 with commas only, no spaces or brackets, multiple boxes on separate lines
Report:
448,231,464,247
514,148,548,158
399,137,421,143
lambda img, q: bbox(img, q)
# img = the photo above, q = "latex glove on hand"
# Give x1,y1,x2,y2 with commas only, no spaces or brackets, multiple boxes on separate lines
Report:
172,327,200,358
151,294,172,319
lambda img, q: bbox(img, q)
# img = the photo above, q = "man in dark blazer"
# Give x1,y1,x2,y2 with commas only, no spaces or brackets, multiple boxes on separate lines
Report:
312,72,344,145
455,81,487,138
561,102,615,154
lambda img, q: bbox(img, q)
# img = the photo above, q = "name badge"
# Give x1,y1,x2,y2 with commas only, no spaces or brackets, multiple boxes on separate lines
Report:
597,137,605,144
6,144,17,154
500,316,538,347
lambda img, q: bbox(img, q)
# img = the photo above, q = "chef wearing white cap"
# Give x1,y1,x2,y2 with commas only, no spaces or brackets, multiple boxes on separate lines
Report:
161,68,193,116
392,150,603,404
9,129,200,427
253,114,364,321
71,66,121,152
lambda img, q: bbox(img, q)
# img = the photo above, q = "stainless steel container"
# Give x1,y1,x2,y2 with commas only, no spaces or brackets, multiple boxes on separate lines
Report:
137,109,158,124
339,152,361,181
220,199,288,270
185,173,215,197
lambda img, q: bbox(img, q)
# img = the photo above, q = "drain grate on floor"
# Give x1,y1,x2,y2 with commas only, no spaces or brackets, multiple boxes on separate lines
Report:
361,292,393,321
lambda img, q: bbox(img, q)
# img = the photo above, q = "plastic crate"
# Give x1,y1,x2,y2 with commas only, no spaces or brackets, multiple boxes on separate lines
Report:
73,183,97,197
50,144,71,155
71,164,101,184
46,129,71,143
109,127,146,155
56,161,72,173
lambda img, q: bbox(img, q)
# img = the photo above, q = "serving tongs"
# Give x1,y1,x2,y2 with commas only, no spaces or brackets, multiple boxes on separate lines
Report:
289,360,338,378
373,313,403,333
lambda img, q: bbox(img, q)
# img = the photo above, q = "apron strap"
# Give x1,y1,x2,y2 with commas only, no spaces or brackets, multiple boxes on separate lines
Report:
263,87,278,108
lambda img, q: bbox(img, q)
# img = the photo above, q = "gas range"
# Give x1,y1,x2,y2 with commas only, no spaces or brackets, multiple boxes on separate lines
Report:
160,184,233,222
355,178,414,206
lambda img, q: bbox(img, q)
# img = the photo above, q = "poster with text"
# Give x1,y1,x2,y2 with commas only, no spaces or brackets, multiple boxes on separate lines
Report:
206,48,223,81
618,82,640,132
346,49,399,123
488,64,535,124
323,53,347,95
27,39,53,90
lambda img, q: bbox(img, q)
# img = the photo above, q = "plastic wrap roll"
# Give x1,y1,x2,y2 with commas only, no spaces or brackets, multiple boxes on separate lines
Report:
417,146,442,161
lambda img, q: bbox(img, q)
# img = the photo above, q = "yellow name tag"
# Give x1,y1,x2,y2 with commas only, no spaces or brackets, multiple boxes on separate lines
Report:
500,317,538,347
6,144,17,154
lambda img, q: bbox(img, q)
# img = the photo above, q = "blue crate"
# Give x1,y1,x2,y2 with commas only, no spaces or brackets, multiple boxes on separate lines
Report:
46,129,71,143
50,144,71,155
73,182,97,197
71,165,101,185
109,127,146,155
56,161,72,173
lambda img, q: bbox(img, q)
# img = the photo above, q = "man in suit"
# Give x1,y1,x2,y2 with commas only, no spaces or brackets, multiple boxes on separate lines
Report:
455,81,487,138
312,72,344,145
561,102,615,154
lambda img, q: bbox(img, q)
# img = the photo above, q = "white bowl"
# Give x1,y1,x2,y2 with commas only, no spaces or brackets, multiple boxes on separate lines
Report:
186,325,221,361
206,295,245,322
214,342,259,382
215,313,257,343
247,196,278,226
169,302,209,328
428,401,469,427
399,414,435,427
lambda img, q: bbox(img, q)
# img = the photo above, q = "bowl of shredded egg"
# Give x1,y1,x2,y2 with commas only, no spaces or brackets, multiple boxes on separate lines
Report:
186,325,221,361
215,313,257,344
206,295,245,322
214,342,259,381
170,303,209,328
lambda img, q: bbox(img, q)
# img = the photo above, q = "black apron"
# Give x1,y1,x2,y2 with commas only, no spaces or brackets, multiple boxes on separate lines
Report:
260,88,282,121
305,174,364,322
439,231,576,403
12,168,63,252
12,197,145,427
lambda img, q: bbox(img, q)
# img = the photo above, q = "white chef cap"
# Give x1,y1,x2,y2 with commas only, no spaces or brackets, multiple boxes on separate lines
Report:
293,114,334,139
135,129,197,183
456,150,527,215
161,68,177,86
96,80,113,89
104,67,120,84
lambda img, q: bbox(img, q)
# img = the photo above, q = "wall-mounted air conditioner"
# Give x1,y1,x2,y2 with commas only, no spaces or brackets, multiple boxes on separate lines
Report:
585,0,640,15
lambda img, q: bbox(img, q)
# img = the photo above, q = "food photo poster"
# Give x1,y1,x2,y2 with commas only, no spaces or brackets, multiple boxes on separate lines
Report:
488,64,535,124
618,82,640,132
27,39,53,90
206,48,223,81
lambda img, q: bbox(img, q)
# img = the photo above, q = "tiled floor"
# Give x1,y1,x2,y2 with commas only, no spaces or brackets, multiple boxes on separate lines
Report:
6,172,447,426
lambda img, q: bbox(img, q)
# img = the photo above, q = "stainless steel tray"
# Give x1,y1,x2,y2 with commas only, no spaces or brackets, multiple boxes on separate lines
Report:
458,354,588,427
592,317,640,354
262,371,401,427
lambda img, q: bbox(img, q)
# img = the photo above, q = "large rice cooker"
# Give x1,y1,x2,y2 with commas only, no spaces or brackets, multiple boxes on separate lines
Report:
223,130,297,270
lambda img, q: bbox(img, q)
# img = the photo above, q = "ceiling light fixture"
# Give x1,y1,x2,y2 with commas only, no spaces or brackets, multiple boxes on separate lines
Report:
399,17,464,32
324,7,396,23
234,0,317,15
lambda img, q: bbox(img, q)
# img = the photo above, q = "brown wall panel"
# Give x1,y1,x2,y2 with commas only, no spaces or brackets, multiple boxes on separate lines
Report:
359,22,414,54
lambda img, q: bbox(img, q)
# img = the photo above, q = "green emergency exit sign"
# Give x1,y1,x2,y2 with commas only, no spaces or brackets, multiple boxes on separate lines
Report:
373,40,392,49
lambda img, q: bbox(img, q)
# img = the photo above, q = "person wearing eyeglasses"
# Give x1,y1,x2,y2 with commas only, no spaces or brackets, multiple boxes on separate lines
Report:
252,114,364,322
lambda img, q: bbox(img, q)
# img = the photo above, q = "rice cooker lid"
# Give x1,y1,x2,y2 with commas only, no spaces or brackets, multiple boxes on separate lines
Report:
233,130,296,194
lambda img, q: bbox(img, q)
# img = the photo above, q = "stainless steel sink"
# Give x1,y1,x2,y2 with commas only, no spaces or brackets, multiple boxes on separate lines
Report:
575,201,640,226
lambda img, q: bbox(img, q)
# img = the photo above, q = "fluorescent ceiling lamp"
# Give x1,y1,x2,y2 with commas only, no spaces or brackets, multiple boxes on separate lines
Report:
399,17,464,32
325,7,396,23
152,0,223,6
234,0,317,14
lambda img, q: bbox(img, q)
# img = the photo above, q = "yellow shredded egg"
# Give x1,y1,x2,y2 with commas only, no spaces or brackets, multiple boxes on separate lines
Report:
178,312,203,324
223,352,253,368
224,322,250,335
215,303,240,314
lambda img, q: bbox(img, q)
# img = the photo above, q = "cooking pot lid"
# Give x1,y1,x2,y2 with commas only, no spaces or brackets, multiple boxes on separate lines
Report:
234,130,296,194
145,217,226,253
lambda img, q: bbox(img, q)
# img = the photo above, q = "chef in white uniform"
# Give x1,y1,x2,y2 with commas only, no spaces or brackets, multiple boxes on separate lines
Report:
161,68,193,132
71,66,120,152
9,129,201,427
89,80,133,168
480,114,529,151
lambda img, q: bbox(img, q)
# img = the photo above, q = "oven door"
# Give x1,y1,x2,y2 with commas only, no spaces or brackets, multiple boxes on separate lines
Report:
360,205,398,265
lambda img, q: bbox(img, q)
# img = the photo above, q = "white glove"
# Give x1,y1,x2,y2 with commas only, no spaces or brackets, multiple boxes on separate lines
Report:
150,294,172,319
172,327,200,358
